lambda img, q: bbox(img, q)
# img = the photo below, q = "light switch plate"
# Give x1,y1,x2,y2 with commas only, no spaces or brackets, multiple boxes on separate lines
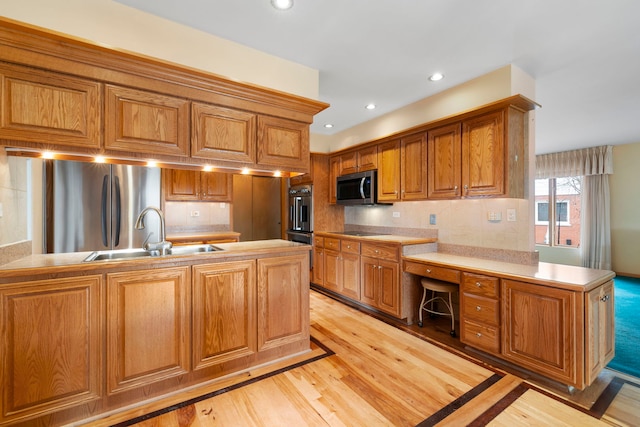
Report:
392,211,400,218
507,208,517,222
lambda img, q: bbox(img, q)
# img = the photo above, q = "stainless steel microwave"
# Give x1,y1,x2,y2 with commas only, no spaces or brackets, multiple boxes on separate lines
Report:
336,170,380,205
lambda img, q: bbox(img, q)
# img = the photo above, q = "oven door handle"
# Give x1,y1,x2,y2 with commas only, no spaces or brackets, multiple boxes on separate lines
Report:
294,196,301,230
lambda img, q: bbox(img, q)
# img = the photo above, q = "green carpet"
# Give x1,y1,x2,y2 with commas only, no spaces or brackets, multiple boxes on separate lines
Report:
607,276,640,379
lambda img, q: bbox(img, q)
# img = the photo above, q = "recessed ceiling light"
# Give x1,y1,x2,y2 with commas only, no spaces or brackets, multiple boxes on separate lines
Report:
429,73,444,82
271,0,293,10
324,123,334,128
365,103,376,110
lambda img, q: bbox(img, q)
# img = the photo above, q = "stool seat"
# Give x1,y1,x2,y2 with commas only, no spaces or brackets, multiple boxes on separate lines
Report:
418,278,459,336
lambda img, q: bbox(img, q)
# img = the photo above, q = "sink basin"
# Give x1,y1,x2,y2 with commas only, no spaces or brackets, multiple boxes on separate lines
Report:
167,244,222,255
83,248,160,262
83,244,222,262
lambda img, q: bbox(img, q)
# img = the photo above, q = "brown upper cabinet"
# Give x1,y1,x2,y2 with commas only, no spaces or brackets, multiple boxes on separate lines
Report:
0,19,327,173
191,102,256,163
0,63,101,149
428,107,526,199
105,85,190,157
163,169,232,202
337,145,378,176
377,133,428,203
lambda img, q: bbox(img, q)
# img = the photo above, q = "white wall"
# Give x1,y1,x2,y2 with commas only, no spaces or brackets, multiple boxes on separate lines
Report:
0,0,319,100
0,152,29,246
610,142,640,276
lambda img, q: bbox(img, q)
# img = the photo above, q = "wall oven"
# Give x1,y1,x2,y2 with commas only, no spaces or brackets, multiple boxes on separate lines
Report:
286,184,313,245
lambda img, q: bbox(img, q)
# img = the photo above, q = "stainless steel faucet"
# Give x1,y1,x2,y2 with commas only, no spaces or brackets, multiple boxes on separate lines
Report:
134,207,172,255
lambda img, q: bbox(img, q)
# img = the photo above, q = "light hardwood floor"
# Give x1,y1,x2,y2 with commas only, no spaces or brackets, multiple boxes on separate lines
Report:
83,290,639,426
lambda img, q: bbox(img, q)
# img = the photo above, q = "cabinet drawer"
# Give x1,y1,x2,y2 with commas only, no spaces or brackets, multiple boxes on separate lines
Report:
403,261,460,283
462,320,500,354
341,240,361,254
361,243,399,261
313,236,324,248
324,238,341,251
461,273,499,298
462,293,499,326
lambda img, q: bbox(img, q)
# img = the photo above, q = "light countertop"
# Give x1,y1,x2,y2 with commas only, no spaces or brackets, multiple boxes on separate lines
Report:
404,252,615,292
314,231,437,245
0,239,309,279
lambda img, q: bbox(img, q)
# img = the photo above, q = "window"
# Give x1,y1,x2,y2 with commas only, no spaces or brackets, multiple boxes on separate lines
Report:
534,177,582,247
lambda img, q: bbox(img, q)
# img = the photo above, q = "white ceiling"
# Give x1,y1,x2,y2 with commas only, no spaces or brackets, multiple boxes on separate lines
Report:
116,0,640,154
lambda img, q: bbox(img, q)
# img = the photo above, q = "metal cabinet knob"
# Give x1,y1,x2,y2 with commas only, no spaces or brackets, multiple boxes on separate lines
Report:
601,294,610,302
476,332,482,338
476,306,481,311
426,269,431,274
476,282,482,288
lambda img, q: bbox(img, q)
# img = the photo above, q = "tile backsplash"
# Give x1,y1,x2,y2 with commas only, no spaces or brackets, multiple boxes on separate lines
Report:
164,201,231,229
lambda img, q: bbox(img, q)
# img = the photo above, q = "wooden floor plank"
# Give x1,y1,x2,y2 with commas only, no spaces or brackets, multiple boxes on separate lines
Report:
603,383,640,426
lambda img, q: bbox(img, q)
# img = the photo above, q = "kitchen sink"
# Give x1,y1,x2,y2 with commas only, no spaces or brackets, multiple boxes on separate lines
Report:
83,244,223,262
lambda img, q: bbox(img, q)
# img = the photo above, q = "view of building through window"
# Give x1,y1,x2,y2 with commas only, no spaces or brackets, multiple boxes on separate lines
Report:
534,177,582,247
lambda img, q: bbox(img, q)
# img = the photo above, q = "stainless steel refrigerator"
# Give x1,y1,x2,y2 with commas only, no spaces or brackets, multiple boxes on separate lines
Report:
44,159,161,253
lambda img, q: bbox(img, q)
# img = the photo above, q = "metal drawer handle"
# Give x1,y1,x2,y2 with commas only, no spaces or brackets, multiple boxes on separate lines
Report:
476,332,482,338
426,269,431,274
476,282,482,288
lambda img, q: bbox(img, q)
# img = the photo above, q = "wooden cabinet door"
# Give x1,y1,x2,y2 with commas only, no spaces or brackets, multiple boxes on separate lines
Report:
163,169,199,201
191,102,256,163
290,153,317,186
357,145,378,172
313,247,325,285
257,254,309,351
105,85,189,156
107,267,190,395
377,140,401,202
201,171,232,202
428,123,462,199
502,279,580,387
585,280,615,385
377,259,400,316
462,111,505,197
323,250,341,292
339,150,359,175
0,63,101,150
341,251,361,300
256,116,310,172
0,276,102,424
329,155,341,204
360,256,379,307
400,132,428,200
192,261,256,370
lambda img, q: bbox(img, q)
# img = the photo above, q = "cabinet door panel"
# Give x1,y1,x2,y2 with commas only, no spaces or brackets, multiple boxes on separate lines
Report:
257,254,309,351
339,150,358,175
377,140,401,202
105,85,189,156
502,279,579,386
107,267,190,395
0,63,101,149
192,261,256,370
462,111,505,197
191,102,256,163
360,257,378,306
428,123,461,199
401,133,427,200
257,116,309,171
378,261,400,316
357,145,378,172
585,280,615,385
0,276,102,424
328,156,341,204
341,252,361,300
323,250,341,292
163,169,199,200
201,171,232,202
313,247,325,285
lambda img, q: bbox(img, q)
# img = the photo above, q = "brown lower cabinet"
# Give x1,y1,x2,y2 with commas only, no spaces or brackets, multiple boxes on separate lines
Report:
0,252,309,425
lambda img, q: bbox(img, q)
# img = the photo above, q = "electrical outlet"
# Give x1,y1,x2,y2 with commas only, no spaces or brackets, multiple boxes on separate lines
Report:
392,211,400,218
429,214,436,225
507,208,517,222
487,211,502,221
190,210,200,217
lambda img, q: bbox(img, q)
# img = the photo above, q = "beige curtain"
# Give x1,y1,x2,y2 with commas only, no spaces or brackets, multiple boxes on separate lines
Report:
536,146,613,270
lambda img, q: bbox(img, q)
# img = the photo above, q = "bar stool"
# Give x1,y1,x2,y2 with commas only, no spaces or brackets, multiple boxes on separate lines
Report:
418,277,458,337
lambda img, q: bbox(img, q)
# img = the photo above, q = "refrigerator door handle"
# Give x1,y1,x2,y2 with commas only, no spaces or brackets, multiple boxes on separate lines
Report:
101,175,109,247
114,175,121,247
